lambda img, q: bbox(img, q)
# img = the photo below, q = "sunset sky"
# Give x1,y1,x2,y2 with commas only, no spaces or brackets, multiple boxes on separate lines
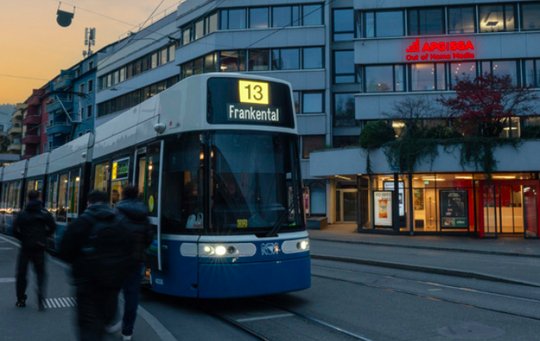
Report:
0,0,181,104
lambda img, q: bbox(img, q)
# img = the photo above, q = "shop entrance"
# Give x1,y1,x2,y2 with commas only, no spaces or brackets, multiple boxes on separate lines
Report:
478,180,538,237
336,189,357,222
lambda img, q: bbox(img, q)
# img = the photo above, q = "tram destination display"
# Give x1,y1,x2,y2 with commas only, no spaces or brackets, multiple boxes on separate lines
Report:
440,190,468,228
207,77,294,128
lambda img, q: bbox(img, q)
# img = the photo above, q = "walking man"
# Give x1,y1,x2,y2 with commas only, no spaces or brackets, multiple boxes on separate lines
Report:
14,190,56,310
59,190,132,341
115,185,153,341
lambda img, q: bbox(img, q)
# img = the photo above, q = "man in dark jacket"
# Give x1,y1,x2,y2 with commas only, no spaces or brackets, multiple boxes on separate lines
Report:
114,185,153,341
59,190,132,341
14,190,56,310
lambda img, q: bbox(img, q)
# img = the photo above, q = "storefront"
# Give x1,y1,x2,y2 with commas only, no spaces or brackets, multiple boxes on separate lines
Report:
357,173,539,238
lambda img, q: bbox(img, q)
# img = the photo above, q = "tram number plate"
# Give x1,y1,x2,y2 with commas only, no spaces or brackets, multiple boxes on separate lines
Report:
239,80,269,105
237,219,248,228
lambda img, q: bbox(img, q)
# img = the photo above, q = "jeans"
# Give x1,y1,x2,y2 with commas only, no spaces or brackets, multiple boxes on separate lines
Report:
16,247,46,302
76,283,120,341
121,264,143,336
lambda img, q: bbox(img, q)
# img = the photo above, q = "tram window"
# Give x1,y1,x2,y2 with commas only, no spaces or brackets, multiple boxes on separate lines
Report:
94,162,109,192
162,134,203,233
146,144,161,217
68,169,81,215
57,173,69,222
111,158,130,207
47,175,58,212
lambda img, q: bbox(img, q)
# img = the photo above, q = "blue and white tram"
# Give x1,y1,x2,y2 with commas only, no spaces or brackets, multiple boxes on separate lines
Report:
0,73,311,298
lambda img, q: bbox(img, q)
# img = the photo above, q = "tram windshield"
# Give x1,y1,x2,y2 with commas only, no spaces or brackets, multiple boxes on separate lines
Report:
160,131,304,235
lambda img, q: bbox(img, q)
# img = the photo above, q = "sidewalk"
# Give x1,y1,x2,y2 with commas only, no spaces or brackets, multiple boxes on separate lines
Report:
309,223,540,257
309,223,540,287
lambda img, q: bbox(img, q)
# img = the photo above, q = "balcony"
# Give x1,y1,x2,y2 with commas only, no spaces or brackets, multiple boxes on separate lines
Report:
7,143,21,153
46,122,72,136
46,98,73,114
8,126,22,135
23,115,41,125
22,134,40,145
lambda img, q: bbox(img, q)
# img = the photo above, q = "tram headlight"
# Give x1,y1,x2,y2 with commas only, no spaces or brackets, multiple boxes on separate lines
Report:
297,239,310,251
203,245,214,255
215,245,227,256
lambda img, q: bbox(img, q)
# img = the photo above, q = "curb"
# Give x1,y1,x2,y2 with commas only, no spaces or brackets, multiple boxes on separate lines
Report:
310,236,540,258
311,254,540,288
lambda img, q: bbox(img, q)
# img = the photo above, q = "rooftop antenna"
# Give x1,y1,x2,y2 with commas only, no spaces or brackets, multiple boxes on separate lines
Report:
83,27,96,57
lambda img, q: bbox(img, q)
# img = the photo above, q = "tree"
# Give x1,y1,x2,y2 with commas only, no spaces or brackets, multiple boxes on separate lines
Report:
439,74,538,138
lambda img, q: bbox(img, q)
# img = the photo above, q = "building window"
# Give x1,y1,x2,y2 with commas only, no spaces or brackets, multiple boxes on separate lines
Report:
219,50,246,72
302,92,324,114
88,80,93,92
450,62,477,87
479,4,516,33
481,60,518,85
408,7,445,35
521,2,540,31
271,48,299,70
302,135,325,159
333,136,358,148
87,105,93,118
365,65,405,92
249,7,268,29
334,93,357,127
248,49,270,71
194,19,205,40
447,6,476,34
303,4,323,25
362,10,405,38
221,8,246,30
524,59,540,87
79,83,85,94
303,47,323,69
334,50,355,84
410,63,446,91
204,53,217,72
333,8,354,41
182,26,192,45
272,6,292,27
206,12,218,34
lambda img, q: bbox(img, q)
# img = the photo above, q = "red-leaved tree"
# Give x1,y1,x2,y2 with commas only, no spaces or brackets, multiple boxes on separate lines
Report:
439,74,537,138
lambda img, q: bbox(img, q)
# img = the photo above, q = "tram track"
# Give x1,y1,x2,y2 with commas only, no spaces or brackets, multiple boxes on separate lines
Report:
312,261,540,322
200,297,373,341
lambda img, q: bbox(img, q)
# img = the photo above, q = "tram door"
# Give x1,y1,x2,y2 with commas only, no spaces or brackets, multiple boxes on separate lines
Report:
135,143,163,269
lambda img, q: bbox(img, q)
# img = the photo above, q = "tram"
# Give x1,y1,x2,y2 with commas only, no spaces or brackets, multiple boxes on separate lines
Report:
0,73,311,298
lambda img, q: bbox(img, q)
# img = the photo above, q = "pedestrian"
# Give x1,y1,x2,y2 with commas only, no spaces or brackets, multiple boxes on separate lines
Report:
113,185,153,341
13,190,56,311
59,190,133,341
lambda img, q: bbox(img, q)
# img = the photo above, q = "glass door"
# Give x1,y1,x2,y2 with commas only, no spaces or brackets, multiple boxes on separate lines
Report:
481,183,498,237
336,189,357,222
523,185,539,238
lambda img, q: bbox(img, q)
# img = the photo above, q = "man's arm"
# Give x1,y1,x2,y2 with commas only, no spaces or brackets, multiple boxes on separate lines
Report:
57,216,89,263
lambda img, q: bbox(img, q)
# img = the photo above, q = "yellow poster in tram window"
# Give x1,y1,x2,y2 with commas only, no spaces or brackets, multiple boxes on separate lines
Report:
237,219,248,228
239,80,269,105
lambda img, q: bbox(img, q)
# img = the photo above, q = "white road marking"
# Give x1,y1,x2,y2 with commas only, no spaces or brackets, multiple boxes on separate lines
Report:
236,313,294,322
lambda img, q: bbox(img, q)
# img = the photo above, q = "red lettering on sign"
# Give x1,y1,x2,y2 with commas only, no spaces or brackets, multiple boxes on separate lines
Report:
405,38,475,61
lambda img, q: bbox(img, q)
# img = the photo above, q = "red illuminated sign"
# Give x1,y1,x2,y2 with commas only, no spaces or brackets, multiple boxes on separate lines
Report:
405,38,475,62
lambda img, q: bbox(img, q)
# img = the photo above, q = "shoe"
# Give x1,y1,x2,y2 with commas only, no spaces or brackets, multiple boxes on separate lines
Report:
122,334,132,341
15,300,26,308
105,320,122,334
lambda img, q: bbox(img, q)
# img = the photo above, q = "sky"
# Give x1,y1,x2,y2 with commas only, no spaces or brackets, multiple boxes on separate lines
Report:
0,0,181,104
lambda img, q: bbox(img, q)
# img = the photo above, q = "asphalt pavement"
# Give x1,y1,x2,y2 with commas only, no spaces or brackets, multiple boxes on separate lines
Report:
309,223,540,287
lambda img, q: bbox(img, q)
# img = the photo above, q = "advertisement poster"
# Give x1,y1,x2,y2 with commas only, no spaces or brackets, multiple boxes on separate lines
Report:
440,190,468,228
383,181,405,216
374,191,392,226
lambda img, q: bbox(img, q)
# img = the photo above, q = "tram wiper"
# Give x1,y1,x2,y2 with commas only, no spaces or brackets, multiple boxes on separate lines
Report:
265,202,293,238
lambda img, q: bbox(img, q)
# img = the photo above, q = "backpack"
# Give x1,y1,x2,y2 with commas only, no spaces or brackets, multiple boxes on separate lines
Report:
80,214,133,289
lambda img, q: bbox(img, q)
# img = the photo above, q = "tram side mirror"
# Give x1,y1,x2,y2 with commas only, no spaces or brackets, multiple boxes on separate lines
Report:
154,122,166,134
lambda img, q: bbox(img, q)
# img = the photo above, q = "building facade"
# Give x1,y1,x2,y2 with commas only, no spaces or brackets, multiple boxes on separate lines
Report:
310,0,540,238
21,87,48,159
7,104,23,154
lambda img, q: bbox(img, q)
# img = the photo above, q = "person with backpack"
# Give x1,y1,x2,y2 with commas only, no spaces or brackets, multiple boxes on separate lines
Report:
59,190,133,341
111,185,153,341
13,190,56,311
